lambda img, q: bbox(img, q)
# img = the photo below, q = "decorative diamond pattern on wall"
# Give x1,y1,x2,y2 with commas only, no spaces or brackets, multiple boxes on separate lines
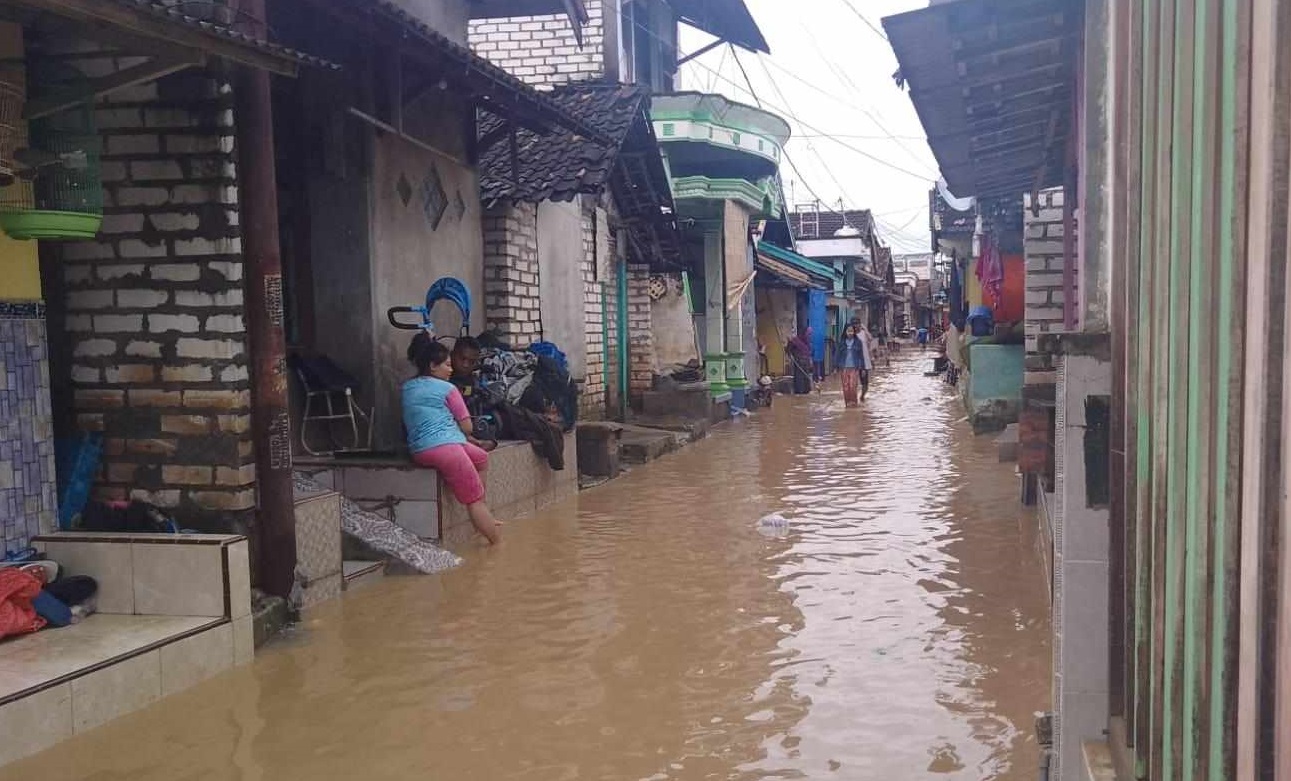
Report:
396,173,412,207
451,189,466,222
420,166,447,230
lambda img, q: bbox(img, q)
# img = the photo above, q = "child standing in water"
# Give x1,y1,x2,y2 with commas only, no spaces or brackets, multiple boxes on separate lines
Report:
834,323,872,407
403,334,502,545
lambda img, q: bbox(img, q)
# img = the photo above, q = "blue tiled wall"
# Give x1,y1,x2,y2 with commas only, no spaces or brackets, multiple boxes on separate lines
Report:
0,303,56,554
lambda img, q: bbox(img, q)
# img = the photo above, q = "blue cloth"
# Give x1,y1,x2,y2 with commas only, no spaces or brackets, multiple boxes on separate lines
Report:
33,590,72,627
529,341,568,373
809,290,827,361
402,377,467,454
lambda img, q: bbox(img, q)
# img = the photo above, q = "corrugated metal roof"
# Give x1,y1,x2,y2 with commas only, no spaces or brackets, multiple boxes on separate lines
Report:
883,0,1079,200
757,241,840,290
671,0,769,54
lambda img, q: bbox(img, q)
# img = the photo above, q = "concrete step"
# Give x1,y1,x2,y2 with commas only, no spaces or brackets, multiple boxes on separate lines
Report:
342,559,386,592
617,424,683,464
997,423,1020,463
626,413,710,442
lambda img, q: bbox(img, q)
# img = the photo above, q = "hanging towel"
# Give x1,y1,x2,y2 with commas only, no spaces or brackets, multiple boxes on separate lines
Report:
976,233,1005,309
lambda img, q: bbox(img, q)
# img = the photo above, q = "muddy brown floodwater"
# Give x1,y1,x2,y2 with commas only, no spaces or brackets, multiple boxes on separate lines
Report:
4,356,1051,781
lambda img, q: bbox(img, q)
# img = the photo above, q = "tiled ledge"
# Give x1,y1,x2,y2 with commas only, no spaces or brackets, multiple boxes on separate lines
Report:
0,533,254,767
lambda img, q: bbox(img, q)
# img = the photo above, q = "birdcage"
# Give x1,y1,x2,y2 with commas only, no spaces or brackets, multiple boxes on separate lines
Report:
0,79,23,183
0,102,104,240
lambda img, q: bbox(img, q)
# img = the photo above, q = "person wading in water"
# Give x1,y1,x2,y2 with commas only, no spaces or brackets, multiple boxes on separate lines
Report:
835,323,873,406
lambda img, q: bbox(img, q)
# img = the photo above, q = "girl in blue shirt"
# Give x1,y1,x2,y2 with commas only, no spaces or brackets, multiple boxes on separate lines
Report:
403,334,502,545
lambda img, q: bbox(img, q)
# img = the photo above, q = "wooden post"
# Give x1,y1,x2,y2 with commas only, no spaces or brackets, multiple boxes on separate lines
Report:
232,0,297,599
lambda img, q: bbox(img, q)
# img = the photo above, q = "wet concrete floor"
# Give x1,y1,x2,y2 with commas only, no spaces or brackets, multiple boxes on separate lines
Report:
4,356,1050,780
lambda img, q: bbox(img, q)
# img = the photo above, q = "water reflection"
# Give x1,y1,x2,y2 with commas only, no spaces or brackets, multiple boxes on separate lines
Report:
2,357,1048,781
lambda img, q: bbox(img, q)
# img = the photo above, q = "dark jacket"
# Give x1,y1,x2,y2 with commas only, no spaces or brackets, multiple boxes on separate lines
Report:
834,337,870,371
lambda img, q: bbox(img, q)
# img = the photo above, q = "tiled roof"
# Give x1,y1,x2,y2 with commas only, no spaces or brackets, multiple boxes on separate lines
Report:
479,82,651,204
107,0,337,69
789,208,875,242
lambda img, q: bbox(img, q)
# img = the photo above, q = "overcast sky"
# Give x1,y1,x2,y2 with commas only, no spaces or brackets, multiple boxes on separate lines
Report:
676,0,936,255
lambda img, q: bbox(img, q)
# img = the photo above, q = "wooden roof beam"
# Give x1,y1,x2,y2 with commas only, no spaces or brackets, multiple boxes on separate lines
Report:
7,0,302,75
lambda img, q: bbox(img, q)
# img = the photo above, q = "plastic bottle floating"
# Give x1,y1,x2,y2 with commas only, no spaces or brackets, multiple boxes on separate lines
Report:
756,513,791,538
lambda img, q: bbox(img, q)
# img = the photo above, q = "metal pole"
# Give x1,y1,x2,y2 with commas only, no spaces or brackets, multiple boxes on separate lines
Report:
232,0,296,598
616,241,629,421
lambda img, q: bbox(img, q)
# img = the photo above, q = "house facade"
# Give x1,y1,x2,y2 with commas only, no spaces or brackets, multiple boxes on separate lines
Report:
468,0,786,410
888,0,1291,779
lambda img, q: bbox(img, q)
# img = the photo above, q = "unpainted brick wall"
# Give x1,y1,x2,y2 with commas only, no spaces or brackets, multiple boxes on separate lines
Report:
1024,188,1070,368
468,1,606,88
1021,187,1073,488
49,60,255,527
579,198,606,420
627,263,654,400
482,201,542,341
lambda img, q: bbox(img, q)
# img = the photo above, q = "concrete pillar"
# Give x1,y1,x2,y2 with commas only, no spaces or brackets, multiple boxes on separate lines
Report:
702,228,728,394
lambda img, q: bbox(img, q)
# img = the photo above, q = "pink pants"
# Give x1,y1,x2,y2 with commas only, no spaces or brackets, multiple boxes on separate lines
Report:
412,442,489,505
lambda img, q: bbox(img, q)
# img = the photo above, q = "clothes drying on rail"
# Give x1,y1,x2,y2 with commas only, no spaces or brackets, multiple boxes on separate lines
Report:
494,401,566,471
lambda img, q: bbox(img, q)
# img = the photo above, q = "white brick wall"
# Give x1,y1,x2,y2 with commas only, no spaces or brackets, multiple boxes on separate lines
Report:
483,202,543,340
1024,188,1071,359
468,0,606,88
580,198,607,419
50,55,256,521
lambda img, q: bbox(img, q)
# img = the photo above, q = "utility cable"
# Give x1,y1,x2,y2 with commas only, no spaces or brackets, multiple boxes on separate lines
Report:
601,3,937,183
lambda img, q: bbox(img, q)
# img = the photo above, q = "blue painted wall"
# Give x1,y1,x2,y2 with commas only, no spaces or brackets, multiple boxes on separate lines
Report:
968,343,1024,402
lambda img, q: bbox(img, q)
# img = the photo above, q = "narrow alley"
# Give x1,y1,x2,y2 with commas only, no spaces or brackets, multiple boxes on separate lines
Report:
1,357,1050,781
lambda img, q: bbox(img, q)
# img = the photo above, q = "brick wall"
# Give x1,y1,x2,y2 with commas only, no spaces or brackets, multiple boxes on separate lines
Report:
0,304,56,550
482,201,542,342
579,198,606,419
627,262,654,399
1020,188,1072,491
468,1,606,88
1024,188,1069,364
51,65,254,527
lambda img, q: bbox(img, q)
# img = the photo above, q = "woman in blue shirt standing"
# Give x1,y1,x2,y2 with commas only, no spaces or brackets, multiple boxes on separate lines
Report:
403,334,502,545
835,323,872,407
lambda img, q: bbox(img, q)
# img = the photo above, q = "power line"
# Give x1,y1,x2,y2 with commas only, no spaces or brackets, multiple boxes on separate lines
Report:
752,40,937,178
748,50,858,213
837,0,889,41
727,47,930,251
794,133,926,141
602,3,938,184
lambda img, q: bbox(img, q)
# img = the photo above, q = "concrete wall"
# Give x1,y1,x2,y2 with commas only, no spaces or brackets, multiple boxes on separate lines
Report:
964,343,1024,432
650,274,698,370
370,135,484,449
755,286,797,375
307,126,374,431
1052,348,1111,781
537,200,587,379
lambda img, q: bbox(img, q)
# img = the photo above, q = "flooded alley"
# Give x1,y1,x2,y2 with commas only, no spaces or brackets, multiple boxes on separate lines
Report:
3,358,1050,781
